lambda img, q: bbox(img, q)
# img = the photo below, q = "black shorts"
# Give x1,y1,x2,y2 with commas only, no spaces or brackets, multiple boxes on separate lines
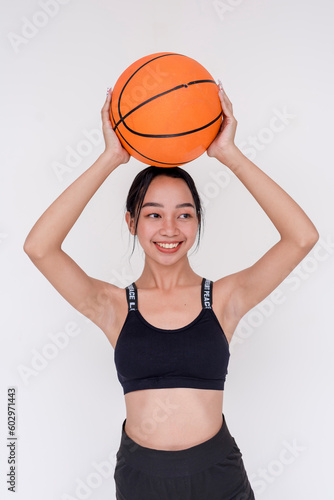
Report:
114,413,255,500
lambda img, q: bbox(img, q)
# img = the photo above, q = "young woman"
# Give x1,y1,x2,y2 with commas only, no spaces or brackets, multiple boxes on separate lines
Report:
24,82,319,499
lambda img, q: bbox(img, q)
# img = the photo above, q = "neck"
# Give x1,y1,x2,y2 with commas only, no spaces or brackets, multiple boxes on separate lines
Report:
137,258,200,291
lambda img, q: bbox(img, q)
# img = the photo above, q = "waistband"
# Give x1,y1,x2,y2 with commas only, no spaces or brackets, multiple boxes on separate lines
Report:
116,413,236,477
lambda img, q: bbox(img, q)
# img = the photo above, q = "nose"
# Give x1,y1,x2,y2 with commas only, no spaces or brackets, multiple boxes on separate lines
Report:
159,217,180,237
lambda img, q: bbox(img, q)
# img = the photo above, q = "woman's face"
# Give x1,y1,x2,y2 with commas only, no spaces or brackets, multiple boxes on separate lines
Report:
127,175,199,261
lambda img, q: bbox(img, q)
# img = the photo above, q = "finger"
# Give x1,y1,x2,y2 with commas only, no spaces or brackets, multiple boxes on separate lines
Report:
217,88,235,121
218,90,233,119
101,87,113,123
217,79,224,93
217,80,233,106
102,87,112,110
222,92,233,110
217,79,231,100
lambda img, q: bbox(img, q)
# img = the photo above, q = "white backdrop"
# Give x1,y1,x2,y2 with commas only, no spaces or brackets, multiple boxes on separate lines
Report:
1,0,333,499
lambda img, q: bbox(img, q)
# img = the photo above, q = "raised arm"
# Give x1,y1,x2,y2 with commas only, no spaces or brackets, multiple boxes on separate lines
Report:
23,88,130,332
207,81,319,321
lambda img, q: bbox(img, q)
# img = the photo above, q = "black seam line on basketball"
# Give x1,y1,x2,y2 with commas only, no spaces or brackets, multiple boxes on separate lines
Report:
114,83,185,130
117,53,185,128
114,123,191,166
111,54,190,164
119,110,223,138
112,54,212,162
113,79,217,131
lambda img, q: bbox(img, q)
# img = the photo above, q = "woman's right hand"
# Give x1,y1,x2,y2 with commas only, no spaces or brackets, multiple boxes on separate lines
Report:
101,87,130,164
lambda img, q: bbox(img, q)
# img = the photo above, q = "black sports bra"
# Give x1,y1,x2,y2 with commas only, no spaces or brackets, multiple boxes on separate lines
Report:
114,278,230,395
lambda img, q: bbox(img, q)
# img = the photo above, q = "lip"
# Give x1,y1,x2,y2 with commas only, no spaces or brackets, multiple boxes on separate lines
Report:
153,241,183,253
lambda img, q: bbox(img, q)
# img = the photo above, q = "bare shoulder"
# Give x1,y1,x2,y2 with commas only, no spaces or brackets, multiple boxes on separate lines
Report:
87,280,127,347
211,275,241,344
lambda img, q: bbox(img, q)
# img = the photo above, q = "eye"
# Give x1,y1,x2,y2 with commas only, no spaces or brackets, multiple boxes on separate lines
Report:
146,213,192,219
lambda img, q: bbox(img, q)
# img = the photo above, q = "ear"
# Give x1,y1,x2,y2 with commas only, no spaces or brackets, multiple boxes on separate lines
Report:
125,211,136,235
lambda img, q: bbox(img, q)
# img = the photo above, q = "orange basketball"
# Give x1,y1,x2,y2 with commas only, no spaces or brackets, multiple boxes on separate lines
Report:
110,52,222,167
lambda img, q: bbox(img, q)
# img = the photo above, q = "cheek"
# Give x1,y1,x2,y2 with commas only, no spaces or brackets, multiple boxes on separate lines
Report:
188,219,200,232
180,223,198,241
136,219,154,240
136,218,199,237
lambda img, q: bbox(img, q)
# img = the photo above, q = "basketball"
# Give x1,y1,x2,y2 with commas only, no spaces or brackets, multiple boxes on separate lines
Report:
109,52,222,167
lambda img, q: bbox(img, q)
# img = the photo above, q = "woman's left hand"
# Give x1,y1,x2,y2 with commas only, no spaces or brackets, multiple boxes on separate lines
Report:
207,81,238,162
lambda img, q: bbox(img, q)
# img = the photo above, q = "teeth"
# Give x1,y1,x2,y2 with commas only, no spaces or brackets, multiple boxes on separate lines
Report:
156,242,180,249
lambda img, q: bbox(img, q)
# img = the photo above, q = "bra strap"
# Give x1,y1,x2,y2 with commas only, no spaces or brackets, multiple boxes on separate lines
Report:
127,280,212,311
126,282,137,311
202,278,212,309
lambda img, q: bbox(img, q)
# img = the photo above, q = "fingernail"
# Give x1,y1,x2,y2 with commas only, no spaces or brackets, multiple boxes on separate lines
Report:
106,87,112,96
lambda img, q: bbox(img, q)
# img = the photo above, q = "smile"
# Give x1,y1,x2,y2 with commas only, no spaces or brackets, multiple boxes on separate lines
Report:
154,242,183,253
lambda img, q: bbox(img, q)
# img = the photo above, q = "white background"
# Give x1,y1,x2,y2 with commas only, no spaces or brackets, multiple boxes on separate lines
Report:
1,0,333,499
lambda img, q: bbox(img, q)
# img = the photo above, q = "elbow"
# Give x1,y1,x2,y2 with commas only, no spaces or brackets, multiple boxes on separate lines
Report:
23,240,37,258
23,239,45,259
23,238,61,259
298,229,320,250
23,238,33,255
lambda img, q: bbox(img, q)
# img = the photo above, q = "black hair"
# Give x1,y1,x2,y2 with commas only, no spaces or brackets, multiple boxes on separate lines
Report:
125,166,204,258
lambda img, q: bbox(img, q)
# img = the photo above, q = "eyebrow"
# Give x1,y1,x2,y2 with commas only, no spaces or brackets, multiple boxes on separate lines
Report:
141,202,195,209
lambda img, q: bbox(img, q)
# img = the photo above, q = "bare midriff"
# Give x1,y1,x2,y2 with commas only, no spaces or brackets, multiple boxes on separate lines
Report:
123,387,224,450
